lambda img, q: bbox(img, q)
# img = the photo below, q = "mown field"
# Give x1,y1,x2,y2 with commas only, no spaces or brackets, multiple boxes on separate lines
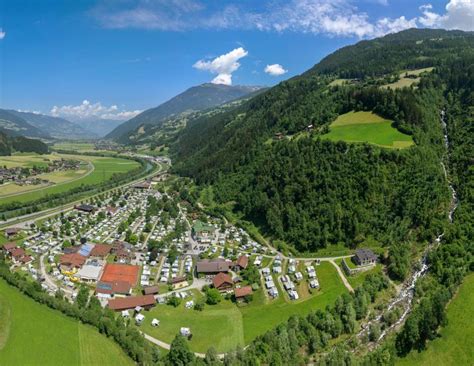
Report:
322,111,414,148
142,262,347,353
0,154,140,205
382,67,434,90
397,273,474,366
0,279,132,365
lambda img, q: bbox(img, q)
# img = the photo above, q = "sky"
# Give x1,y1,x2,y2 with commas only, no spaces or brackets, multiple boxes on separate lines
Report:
0,0,472,122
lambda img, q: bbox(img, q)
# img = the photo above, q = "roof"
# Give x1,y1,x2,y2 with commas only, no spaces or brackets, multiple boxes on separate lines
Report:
75,204,95,212
19,255,33,263
143,286,159,295
95,281,131,295
355,248,377,261
108,295,156,311
10,247,26,258
213,272,233,289
196,260,231,273
90,244,112,257
236,255,249,269
78,243,94,257
171,276,187,284
100,263,140,287
3,243,17,251
5,227,21,235
235,286,253,298
60,253,86,268
76,264,103,280
192,220,215,234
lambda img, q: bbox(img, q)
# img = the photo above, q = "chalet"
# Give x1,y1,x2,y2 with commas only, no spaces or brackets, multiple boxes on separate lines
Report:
353,249,378,266
234,286,253,302
4,227,21,238
108,295,156,311
234,255,249,271
95,281,132,298
212,272,233,292
196,260,231,275
143,286,159,295
191,221,215,243
60,253,86,271
74,204,95,213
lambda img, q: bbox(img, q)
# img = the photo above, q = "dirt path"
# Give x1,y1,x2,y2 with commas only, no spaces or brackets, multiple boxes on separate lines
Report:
329,259,354,293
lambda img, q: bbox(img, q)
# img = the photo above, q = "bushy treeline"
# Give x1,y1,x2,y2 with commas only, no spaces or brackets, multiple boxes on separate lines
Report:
0,260,160,364
395,56,474,357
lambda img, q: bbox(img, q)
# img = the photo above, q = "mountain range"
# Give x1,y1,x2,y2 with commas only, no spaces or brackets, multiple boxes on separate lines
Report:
106,83,263,141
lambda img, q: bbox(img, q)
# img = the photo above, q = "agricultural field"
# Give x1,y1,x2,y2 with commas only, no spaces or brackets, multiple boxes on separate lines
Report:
0,279,132,366
52,142,96,152
381,67,434,90
0,154,62,169
0,154,140,205
397,273,474,366
322,111,414,148
142,262,347,353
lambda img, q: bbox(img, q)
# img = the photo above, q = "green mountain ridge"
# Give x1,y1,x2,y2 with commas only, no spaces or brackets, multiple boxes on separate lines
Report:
106,83,263,141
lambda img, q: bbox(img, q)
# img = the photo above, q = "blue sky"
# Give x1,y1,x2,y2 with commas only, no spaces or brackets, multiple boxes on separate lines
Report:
0,0,472,122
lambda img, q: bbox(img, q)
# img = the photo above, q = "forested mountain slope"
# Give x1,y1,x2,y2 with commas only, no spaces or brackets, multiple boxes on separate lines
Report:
107,83,262,141
0,109,50,138
0,131,49,156
8,110,97,140
172,29,474,254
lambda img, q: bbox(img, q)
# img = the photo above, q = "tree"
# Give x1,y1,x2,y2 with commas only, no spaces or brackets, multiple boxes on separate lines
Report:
167,335,195,366
76,286,89,308
167,295,181,308
205,288,221,305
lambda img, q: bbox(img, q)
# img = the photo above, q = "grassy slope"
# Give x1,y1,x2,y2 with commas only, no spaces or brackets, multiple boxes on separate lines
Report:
0,154,139,205
322,111,414,148
397,273,474,365
0,279,132,366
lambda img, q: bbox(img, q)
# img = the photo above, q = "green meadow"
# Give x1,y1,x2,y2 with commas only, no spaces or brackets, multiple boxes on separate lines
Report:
0,279,132,366
0,154,140,205
322,111,414,148
141,262,347,353
397,273,474,366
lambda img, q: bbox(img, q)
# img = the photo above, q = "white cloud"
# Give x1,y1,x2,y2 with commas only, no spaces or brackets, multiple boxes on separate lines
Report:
0,28,6,40
50,100,141,121
193,47,248,85
264,64,288,76
93,0,474,39
419,0,474,31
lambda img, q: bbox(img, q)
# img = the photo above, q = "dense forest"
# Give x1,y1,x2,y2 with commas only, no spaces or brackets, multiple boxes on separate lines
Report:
171,29,474,253
0,131,49,156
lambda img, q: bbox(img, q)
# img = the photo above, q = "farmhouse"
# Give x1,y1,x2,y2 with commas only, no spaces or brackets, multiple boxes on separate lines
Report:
212,272,233,292
192,220,216,243
353,249,378,266
95,280,132,298
108,295,156,311
234,286,253,302
234,255,249,271
196,259,231,275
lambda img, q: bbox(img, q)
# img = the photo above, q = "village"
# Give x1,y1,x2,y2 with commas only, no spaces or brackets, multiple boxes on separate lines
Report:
0,158,81,186
0,177,378,345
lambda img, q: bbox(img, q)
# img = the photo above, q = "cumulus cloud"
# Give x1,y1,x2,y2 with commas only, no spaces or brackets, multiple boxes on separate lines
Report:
0,28,6,40
264,64,288,76
51,100,141,121
419,0,474,31
193,47,248,85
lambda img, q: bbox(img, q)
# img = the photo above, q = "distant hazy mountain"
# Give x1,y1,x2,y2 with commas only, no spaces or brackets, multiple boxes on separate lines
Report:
106,83,263,140
0,109,49,138
73,119,124,138
9,110,97,140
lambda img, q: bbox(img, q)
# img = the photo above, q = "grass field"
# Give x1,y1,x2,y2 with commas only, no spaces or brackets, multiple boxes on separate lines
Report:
142,262,347,353
52,142,96,152
0,154,62,168
382,67,434,90
0,279,132,365
0,154,140,205
322,111,414,149
397,273,474,366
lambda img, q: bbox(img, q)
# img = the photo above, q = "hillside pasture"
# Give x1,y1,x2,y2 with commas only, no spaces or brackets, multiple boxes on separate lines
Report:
382,67,434,90
397,273,474,366
322,111,414,149
0,279,132,365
